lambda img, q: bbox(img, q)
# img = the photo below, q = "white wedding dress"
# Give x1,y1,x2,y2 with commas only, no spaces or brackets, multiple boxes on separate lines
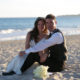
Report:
6,40,36,74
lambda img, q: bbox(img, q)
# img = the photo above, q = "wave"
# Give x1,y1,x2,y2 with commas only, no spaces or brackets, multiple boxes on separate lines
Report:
0,28,32,41
60,27,80,35
0,27,80,41
0,29,15,34
0,28,31,34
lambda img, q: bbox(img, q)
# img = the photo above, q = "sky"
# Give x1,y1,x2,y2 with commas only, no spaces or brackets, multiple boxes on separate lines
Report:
0,0,80,17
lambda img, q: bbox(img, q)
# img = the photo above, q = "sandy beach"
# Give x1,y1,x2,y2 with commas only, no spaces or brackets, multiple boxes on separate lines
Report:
0,35,80,80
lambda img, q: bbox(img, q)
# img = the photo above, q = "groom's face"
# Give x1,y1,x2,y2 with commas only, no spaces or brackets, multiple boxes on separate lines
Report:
46,18,56,32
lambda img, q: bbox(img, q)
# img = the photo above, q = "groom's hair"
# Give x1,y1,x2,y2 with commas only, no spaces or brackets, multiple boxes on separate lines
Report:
45,14,56,20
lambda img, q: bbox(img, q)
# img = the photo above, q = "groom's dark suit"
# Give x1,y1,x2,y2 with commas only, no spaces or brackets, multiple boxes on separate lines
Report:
21,29,67,73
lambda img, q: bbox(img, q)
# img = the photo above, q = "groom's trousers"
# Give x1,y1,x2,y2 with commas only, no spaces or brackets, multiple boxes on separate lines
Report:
20,53,51,73
21,53,40,73
20,53,65,73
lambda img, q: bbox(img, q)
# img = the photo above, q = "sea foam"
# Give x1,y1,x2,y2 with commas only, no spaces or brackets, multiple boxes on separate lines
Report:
0,27,80,41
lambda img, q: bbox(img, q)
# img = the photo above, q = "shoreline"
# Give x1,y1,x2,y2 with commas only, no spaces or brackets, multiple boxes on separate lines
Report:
0,34,80,42
0,35,80,80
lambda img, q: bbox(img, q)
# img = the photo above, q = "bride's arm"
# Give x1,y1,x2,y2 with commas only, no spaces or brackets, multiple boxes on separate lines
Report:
19,32,31,56
25,32,31,49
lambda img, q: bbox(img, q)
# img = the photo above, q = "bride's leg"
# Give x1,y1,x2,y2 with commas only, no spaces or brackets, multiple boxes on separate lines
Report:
2,55,19,76
13,54,28,74
2,54,28,76
6,55,19,72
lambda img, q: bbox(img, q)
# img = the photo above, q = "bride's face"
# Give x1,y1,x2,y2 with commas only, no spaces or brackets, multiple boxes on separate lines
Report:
37,20,46,33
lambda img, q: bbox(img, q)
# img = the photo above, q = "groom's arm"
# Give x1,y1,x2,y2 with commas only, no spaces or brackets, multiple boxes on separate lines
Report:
25,32,63,54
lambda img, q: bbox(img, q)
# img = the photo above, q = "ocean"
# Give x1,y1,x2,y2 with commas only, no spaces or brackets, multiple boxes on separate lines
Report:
0,15,80,41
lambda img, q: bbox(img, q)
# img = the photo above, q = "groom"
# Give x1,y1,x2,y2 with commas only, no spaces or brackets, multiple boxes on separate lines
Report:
3,14,67,75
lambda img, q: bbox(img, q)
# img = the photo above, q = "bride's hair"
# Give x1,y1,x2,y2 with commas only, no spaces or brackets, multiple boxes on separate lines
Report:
29,17,48,42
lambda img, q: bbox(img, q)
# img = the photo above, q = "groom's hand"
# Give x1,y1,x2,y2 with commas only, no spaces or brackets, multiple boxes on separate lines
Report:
19,51,26,56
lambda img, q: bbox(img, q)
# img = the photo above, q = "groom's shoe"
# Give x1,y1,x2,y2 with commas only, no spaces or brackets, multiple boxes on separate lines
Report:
2,71,16,76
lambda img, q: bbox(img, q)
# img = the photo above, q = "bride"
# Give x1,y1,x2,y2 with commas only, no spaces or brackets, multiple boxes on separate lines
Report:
2,17,49,76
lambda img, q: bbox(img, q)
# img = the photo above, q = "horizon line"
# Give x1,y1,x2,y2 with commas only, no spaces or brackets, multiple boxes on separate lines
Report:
0,14,80,18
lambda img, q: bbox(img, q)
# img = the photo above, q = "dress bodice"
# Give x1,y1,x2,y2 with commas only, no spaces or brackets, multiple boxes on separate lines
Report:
30,38,46,47
30,40,36,47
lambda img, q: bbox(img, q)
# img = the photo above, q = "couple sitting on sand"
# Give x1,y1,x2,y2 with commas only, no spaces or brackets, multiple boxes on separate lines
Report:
2,14,67,76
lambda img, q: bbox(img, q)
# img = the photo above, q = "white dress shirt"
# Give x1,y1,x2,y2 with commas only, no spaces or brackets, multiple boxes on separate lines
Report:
25,32,64,54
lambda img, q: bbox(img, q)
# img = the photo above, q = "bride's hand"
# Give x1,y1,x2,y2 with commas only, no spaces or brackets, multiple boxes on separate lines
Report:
19,51,25,56
39,53,48,63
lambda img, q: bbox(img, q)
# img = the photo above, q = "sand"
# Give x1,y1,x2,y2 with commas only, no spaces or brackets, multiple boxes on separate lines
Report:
0,35,80,80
